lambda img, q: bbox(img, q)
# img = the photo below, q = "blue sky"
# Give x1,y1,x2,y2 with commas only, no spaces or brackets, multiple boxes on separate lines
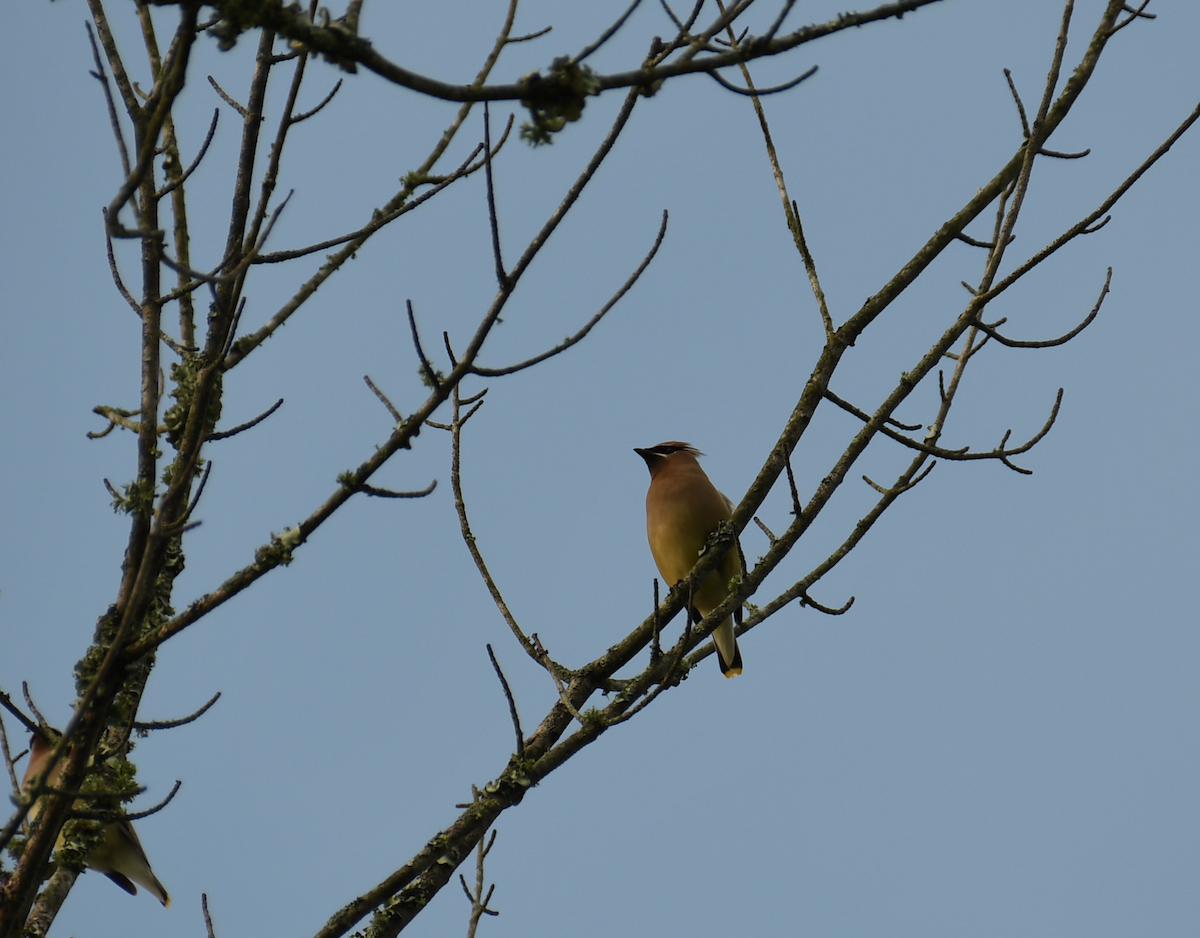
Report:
2,1,1198,936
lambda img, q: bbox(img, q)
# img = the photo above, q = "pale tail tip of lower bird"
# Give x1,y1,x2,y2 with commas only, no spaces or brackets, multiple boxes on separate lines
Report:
717,643,744,678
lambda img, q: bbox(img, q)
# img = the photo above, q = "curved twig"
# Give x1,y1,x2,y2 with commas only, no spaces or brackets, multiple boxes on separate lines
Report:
1003,67,1030,138
75,780,182,823
207,75,248,117
798,590,855,616
487,645,524,758
359,480,438,499
132,691,222,731
1108,0,1155,35
157,108,220,197
575,0,643,62
1039,146,1090,159
21,684,48,730
447,386,541,665
407,300,441,390
508,25,552,44
975,267,1110,348
471,209,668,377
707,63,817,96
291,79,342,123
0,689,40,737
207,398,284,440
248,142,485,265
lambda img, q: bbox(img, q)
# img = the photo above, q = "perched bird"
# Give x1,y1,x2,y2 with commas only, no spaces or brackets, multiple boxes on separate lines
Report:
635,442,744,677
21,731,170,907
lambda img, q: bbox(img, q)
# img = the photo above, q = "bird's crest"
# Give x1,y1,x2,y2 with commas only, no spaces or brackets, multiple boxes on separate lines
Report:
642,441,703,458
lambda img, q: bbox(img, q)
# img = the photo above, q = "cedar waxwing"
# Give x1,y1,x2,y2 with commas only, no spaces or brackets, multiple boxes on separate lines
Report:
21,731,170,907
635,442,744,677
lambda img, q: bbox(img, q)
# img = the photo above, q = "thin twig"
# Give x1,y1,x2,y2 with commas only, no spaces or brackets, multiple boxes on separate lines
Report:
407,300,441,390
449,386,541,665
508,26,552,44
358,480,439,499
483,104,508,289
976,268,1109,347
1003,68,1030,138
531,635,588,725
246,143,485,265
202,894,218,938
363,376,403,424
471,210,668,376
292,79,343,123
0,688,42,736
707,63,817,96
207,399,284,440
157,108,219,197
85,21,132,178
22,683,48,729
0,714,23,799
1039,146,1090,159
576,0,643,61
132,691,221,731
486,645,524,758
207,75,249,117
798,589,855,616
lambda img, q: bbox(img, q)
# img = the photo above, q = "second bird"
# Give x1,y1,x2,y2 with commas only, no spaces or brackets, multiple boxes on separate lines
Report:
635,442,744,677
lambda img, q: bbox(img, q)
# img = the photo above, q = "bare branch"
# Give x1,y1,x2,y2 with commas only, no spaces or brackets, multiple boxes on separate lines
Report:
471,209,668,376
976,267,1110,348
363,376,403,425
508,26,553,44
985,99,1200,302
753,516,777,543
207,399,285,440
823,390,923,433
576,0,643,62
21,683,48,730
291,79,342,123
246,143,485,265
0,716,21,803
133,691,222,731
483,104,508,289
448,388,541,665
157,108,220,197
0,689,40,737
358,480,439,499
531,636,587,726
407,300,441,391
207,75,250,118
486,645,524,758
73,779,182,823
85,21,132,178
1039,146,1090,159
798,590,855,616
1003,67,1030,138
707,63,817,96
185,0,943,109
1109,0,1155,35
765,0,798,40
202,894,218,938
